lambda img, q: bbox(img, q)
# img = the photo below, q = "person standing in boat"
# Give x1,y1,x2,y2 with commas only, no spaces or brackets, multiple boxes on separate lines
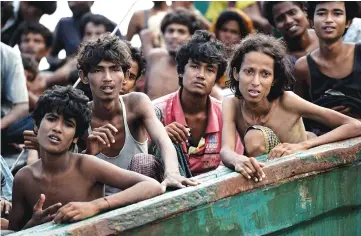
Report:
220,33,361,182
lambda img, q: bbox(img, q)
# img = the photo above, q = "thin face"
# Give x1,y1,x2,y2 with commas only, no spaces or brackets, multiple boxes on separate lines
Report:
163,23,191,55
120,60,138,95
87,60,124,101
37,112,77,154
182,59,218,96
218,20,241,46
235,51,274,103
20,33,48,62
313,2,349,41
272,2,308,39
82,22,106,42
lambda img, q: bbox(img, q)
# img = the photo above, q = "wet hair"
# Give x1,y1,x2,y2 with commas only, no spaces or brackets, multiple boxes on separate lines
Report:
160,8,202,35
176,30,227,86
79,13,116,39
263,2,308,27
11,21,53,48
32,85,91,139
307,1,359,23
123,40,146,80
228,33,294,101
76,33,131,76
214,9,254,38
22,55,39,80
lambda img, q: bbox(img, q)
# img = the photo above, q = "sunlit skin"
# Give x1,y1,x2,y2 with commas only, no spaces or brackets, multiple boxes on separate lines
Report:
218,20,241,46
120,60,138,95
20,33,49,62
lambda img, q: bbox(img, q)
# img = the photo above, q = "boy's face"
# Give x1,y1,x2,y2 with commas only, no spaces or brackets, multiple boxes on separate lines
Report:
163,23,191,56
37,112,77,154
82,22,106,42
234,51,274,104
313,1,350,41
20,33,49,62
120,60,138,95
182,59,218,96
272,2,308,39
218,20,241,47
86,60,125,101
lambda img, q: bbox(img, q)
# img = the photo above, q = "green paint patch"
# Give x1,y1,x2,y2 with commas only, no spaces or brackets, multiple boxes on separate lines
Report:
283,165,289,169
356,151,361,161
256,154,269,162
302,155,341,164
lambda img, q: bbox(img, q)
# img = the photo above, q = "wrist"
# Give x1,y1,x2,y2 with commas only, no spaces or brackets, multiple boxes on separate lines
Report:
91,198,109,214
300,141,312,150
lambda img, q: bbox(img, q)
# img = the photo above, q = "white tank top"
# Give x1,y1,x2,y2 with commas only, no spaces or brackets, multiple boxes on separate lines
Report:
88,96,148,195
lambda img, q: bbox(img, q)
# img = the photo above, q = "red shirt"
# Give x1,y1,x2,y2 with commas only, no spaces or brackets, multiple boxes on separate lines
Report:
153,90,244,176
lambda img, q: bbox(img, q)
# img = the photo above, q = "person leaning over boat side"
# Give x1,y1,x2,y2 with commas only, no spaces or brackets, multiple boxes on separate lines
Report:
8,86,163,231
220,33,361,182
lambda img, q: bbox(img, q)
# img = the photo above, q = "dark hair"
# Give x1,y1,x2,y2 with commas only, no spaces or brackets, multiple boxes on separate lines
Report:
11,21,53,48
160,8,202,35
176,30,227,86
214,9,254,38
228,33,294,101
123,41,146,80
307,1,359,23
22,55,39,79
32,85,91,138
263,2,308,27
79,13,116,39
76,33,131,76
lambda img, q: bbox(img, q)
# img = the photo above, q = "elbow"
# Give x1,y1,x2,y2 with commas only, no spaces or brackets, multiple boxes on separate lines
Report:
351,119,361,137
147,179,164,196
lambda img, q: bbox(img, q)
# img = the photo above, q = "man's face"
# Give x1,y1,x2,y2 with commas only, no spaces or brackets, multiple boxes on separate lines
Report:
218,20,241,46
37,112,77,154
19,2,43,20
86,60,125,101
182,59,218,96
235,51,274,104
163,23,191,56
20,33,49,62
272,2,309,39
120,60,138,95
82,22,106,42
313,1,350,42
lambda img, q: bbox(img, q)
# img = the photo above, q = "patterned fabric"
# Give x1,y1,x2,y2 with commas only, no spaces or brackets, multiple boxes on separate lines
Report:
246,125,280,153
128,154,165,182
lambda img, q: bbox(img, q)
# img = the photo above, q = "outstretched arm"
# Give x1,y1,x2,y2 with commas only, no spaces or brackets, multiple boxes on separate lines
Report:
136,93,199,189
220,97,265,181
53,155,163,224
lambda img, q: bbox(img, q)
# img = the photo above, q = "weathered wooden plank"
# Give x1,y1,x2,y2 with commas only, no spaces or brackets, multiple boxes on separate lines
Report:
9,137,361,236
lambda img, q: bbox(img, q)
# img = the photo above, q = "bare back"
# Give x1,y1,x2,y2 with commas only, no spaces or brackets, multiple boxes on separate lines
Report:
232,93,308,143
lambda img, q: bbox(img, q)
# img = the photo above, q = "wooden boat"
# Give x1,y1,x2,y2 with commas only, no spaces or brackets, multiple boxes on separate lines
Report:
8,137,361,235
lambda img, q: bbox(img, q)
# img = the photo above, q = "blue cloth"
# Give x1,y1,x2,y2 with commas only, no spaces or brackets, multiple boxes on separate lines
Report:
1,155,14,201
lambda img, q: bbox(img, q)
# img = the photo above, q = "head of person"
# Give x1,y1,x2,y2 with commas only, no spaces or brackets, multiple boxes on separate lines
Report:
213,9,254,47
263,2,309,40
160,8,202,56
68,1,94,18
1,1,14,26
176,30,227,97
15,21,53,62
307,1,359,41
120,41,146,95
79,13,116,42
32,85,91,154
77,33,131,102
228,33,294,103
22,55,39,83
19,1,57,21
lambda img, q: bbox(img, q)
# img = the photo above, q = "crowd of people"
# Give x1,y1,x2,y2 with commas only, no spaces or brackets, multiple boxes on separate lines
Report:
1,1,361,233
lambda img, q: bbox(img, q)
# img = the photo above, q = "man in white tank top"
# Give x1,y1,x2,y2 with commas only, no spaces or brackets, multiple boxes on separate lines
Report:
77,34,199,192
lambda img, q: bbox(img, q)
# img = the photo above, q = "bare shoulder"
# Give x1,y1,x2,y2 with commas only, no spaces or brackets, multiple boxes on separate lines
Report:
222,96,240,118
279,91,306,110
294,55,311,84
122,92,150,107
13,164,36,186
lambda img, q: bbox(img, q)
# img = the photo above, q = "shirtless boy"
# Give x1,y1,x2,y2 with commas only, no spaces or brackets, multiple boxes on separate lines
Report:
220,33,361,181
294,1,361,117
143,8,223,100
9,86,163,231
263,2,319,63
